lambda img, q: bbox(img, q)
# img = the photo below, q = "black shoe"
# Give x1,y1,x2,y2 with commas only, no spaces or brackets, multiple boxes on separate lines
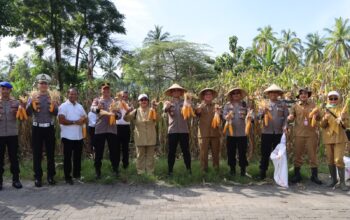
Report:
0,182,2,191
187,169,192,175
291,167,302,184
47,177,56,185
310,168,322,185
115,170,120,177
65,179,74,185
12,180,23,189
259,170,266,180
328,165,338,187
123,164,128,169
35,179,42,187
168,171,173,177
240,167,246,177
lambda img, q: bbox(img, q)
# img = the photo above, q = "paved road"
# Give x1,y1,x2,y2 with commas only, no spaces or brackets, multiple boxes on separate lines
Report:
0,180,349,220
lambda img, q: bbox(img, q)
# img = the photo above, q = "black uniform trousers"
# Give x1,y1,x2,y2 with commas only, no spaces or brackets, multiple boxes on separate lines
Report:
32,126,56,180
226,136,248,169
259,133,283,172
116,125,130,168
88,126,95,152
168,133,191,173
0,136,20,181
94,133,118,172
62,138,83,180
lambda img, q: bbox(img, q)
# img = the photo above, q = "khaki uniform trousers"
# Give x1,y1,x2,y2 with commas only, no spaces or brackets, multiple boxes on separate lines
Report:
294,136,318,168
325,143,345,168
198,137,220,171
136,145,155,174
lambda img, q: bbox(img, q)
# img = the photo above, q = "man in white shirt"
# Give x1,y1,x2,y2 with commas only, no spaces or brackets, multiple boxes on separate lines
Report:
116,91,132,169
58,88,87,185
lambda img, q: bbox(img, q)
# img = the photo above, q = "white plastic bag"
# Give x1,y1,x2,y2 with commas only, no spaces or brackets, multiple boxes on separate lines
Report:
344,156,350,180
270,133,289,188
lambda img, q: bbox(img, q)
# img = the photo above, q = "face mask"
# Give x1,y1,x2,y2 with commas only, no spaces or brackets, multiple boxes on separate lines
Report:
326,103,337,108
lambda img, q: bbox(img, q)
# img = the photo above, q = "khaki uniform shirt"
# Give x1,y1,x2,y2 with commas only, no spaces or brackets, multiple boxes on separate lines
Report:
223,101,248,137
320,106,349,144
197,103,220,138
0,98,19,137
289,101,318,138
163,99,189,134
124,107,157,146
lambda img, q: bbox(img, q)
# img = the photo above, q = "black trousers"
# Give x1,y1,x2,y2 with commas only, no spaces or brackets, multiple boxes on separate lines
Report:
32,126,56,179
88,126,95,152
0,136,20,180
260,133,283,172
94,133,118,172
226,136,248,169
116,125,130,168
62,138,83,180
168,133,191,172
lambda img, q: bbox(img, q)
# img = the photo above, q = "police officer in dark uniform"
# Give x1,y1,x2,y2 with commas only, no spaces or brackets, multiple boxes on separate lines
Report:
0,82,23,190
26,74,59,187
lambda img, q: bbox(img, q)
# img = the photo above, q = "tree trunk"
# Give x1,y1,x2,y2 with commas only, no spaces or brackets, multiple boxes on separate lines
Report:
87,45,94,80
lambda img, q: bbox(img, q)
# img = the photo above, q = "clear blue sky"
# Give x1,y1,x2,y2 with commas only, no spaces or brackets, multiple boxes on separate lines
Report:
1,0,349,59
115,0,350,56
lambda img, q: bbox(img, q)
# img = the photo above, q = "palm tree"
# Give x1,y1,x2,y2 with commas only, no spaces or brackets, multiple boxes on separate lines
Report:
0,54,17,78
304,32,325,65
324,17,350,66
253,25,277,55
275,29,302,67
100,57,120,81
143,25,170,45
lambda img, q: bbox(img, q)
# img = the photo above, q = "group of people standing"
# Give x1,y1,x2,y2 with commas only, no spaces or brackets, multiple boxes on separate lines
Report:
0,74,349,191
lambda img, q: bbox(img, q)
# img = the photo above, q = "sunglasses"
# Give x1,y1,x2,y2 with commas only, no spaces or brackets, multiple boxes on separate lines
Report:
329,97,338,101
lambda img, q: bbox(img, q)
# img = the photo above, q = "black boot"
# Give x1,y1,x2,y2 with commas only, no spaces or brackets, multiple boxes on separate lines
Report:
34,178,42,187
12,175,23,189
230,166,236,176
328,165,338,187
310,168,322,185
337,167,349,191
291,167,302,183
47,177,56,185
240,167,246,177
0,177,3,190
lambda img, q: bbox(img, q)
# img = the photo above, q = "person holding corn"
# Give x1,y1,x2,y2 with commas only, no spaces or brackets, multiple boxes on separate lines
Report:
320,91,349,191
223,87,250,176
124,94,157,175
287,87,322,184
0,82,23,190
258,84,289,180
163,83,192,176
195,88,221,173
90,83,122,179
26,74,59,187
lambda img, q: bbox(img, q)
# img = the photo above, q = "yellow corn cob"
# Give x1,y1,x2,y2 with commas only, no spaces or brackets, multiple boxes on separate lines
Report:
16,107,21,119
211,112,221,128
82,124,87,138
311,115,317,127
264,110,272,127
49,102,54,112
309,107,318,118
228,123,233,136
109,114,116,125
148,108,157,121
245,119,251,135
32,99,39,112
